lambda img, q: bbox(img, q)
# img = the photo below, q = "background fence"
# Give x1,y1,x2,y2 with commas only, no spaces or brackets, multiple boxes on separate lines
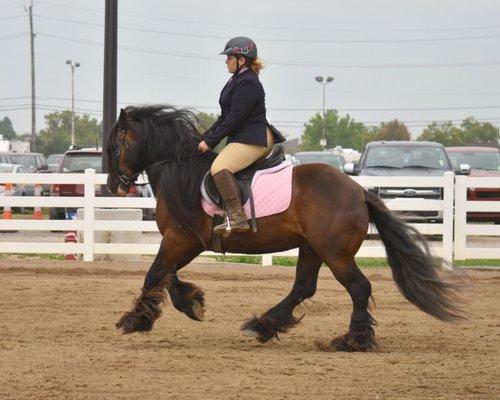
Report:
0,170,498,265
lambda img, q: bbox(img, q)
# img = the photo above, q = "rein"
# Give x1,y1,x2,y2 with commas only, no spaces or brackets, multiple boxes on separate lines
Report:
114,130,201,187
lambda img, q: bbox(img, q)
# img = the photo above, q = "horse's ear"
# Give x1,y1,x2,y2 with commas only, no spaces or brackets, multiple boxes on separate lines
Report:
118,108,128,130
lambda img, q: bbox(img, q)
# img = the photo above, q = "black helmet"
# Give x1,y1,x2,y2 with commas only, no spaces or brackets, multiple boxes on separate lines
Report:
219,36,257,59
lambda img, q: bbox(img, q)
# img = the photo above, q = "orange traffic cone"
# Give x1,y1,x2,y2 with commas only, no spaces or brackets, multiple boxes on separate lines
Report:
33,184,43,219
2,183,12,219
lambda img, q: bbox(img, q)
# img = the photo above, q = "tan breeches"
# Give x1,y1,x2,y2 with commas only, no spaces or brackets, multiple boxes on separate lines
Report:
210,128,275,175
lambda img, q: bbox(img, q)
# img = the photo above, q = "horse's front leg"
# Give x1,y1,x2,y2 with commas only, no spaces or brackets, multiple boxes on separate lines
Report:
116,234,202,334
167,274,206,322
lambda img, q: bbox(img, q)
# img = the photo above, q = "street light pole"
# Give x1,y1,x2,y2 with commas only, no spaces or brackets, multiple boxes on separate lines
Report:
66,60,80,147
314,76,334,149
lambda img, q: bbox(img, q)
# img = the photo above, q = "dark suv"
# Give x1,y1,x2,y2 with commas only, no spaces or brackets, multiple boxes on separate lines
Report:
345,141,469,222
50,148,102,220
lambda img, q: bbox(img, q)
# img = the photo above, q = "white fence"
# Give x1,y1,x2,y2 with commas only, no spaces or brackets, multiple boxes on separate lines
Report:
0,170,499,265
454,175,500,260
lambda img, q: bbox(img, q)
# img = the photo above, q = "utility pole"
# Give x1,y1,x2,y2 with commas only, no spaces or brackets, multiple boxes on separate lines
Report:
26,1,36,152
102,0,118,173
314,76,334,149
66,60,80,147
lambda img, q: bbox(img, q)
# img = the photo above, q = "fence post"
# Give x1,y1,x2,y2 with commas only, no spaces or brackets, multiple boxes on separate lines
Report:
262,254,273,266
83,169,95,261
454,175,467,260
442,172,454,264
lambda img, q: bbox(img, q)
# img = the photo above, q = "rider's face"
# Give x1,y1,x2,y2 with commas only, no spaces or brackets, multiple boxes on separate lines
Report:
226,55,242,73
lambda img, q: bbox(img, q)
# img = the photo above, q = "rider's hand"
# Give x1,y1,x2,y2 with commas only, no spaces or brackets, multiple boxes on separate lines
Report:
198,140,210,153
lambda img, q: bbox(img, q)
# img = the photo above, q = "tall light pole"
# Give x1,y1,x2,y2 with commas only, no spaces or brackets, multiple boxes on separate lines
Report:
315,76,334,149
66,60,80,147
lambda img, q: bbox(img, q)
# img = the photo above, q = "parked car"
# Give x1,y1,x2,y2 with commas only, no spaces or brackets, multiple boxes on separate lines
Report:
0,163,35,213
0,153,14,164
47,153,64,172
50,148,153,220
446,146,500,223
344,141,470,222
50,148,103,220
294,150,346,171
7,152,49,172
131,174,156,220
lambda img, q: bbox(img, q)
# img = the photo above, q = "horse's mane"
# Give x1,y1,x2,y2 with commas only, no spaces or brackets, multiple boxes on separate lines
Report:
123,105,217,243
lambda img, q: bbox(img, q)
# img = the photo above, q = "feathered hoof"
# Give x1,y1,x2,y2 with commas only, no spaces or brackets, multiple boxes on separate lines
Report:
115,310,154,334
314,332,377,352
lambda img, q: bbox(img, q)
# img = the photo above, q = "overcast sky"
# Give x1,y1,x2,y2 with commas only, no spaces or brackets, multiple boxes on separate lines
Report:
1,0,499,142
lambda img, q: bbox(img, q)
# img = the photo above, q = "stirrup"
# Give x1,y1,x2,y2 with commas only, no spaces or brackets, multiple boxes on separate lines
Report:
224,214,232,234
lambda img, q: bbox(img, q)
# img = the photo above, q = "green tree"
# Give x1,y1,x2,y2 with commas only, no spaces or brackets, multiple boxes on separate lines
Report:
0,117,17,139
417,117,499,146
37,110,102,155
300,109,369,151
417,121,462,146
196,111,218,132
457,117,499,146
373,119,411,141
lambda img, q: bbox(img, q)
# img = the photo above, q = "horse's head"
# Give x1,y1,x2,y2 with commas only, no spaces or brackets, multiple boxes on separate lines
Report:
106,105,204,196
106,108,142,196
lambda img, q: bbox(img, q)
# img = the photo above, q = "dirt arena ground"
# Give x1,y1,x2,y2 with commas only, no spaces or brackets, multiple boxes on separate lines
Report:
0,260,498,400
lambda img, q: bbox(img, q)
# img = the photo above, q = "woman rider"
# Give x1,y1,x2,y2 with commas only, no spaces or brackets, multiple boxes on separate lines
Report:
198,36,275,237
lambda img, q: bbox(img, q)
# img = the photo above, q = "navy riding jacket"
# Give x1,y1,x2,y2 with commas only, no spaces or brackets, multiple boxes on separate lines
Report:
203,69,267,149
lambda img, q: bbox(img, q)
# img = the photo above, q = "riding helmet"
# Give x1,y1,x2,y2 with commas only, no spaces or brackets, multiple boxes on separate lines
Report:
219,36,257,59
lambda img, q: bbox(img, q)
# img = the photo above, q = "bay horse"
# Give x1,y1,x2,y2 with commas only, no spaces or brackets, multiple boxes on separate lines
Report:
107,105,464,352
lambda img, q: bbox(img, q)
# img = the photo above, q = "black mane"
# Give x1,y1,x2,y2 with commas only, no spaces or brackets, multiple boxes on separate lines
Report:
120,105,217,244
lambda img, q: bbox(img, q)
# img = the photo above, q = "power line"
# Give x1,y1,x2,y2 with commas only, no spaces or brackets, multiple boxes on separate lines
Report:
3,100,500,113
36,32,500,69
0,1,22,6
34,0,500,33
0,14,24,21
0,33,26,40
33,14,500,43
3,105,499,128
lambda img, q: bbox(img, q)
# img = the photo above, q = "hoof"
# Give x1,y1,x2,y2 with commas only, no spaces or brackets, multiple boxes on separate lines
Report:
241,315,278,343
115,311,153,334
191,299,205,322
314,333,376,352
183,299,205,322
241,329,260,338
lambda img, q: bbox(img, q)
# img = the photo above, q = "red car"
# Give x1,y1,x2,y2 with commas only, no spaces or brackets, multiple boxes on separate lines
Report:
446,146,500,223
49,147,152,220
50,148,103,220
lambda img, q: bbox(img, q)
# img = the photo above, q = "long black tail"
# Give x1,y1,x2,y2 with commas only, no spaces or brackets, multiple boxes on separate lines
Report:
364,191,465,322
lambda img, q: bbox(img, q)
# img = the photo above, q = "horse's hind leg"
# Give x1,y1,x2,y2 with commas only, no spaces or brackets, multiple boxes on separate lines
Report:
241,244,322,342
316,256,376,352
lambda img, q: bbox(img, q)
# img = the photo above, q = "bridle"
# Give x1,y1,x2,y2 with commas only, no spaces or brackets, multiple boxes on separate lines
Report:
114,128,200,187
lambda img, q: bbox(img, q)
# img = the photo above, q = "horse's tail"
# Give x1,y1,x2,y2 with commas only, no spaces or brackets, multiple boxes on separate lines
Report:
364,190,465,322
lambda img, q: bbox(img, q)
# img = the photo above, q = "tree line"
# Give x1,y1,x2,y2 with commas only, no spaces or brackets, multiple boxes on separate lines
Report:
0,109,498,156
299,110,499,151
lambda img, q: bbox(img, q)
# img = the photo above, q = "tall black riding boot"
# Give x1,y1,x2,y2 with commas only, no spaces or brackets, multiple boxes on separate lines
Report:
212,169,250,237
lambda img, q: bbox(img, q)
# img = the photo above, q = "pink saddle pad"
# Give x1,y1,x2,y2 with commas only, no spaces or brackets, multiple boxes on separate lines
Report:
201,161,293,218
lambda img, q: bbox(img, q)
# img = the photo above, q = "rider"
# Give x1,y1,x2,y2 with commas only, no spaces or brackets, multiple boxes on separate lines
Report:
198,36,275,236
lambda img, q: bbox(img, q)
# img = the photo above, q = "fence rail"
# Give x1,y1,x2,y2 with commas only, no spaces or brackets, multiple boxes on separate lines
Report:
1,170,499,265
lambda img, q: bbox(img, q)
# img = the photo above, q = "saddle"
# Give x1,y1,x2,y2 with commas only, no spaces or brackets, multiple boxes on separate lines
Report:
203,144,286,208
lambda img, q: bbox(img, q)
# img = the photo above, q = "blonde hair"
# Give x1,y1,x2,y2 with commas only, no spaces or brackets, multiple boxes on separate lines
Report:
250,57,265,75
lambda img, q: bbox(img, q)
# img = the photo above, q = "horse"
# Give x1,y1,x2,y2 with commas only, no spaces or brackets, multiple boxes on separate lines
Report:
106,105,464,352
